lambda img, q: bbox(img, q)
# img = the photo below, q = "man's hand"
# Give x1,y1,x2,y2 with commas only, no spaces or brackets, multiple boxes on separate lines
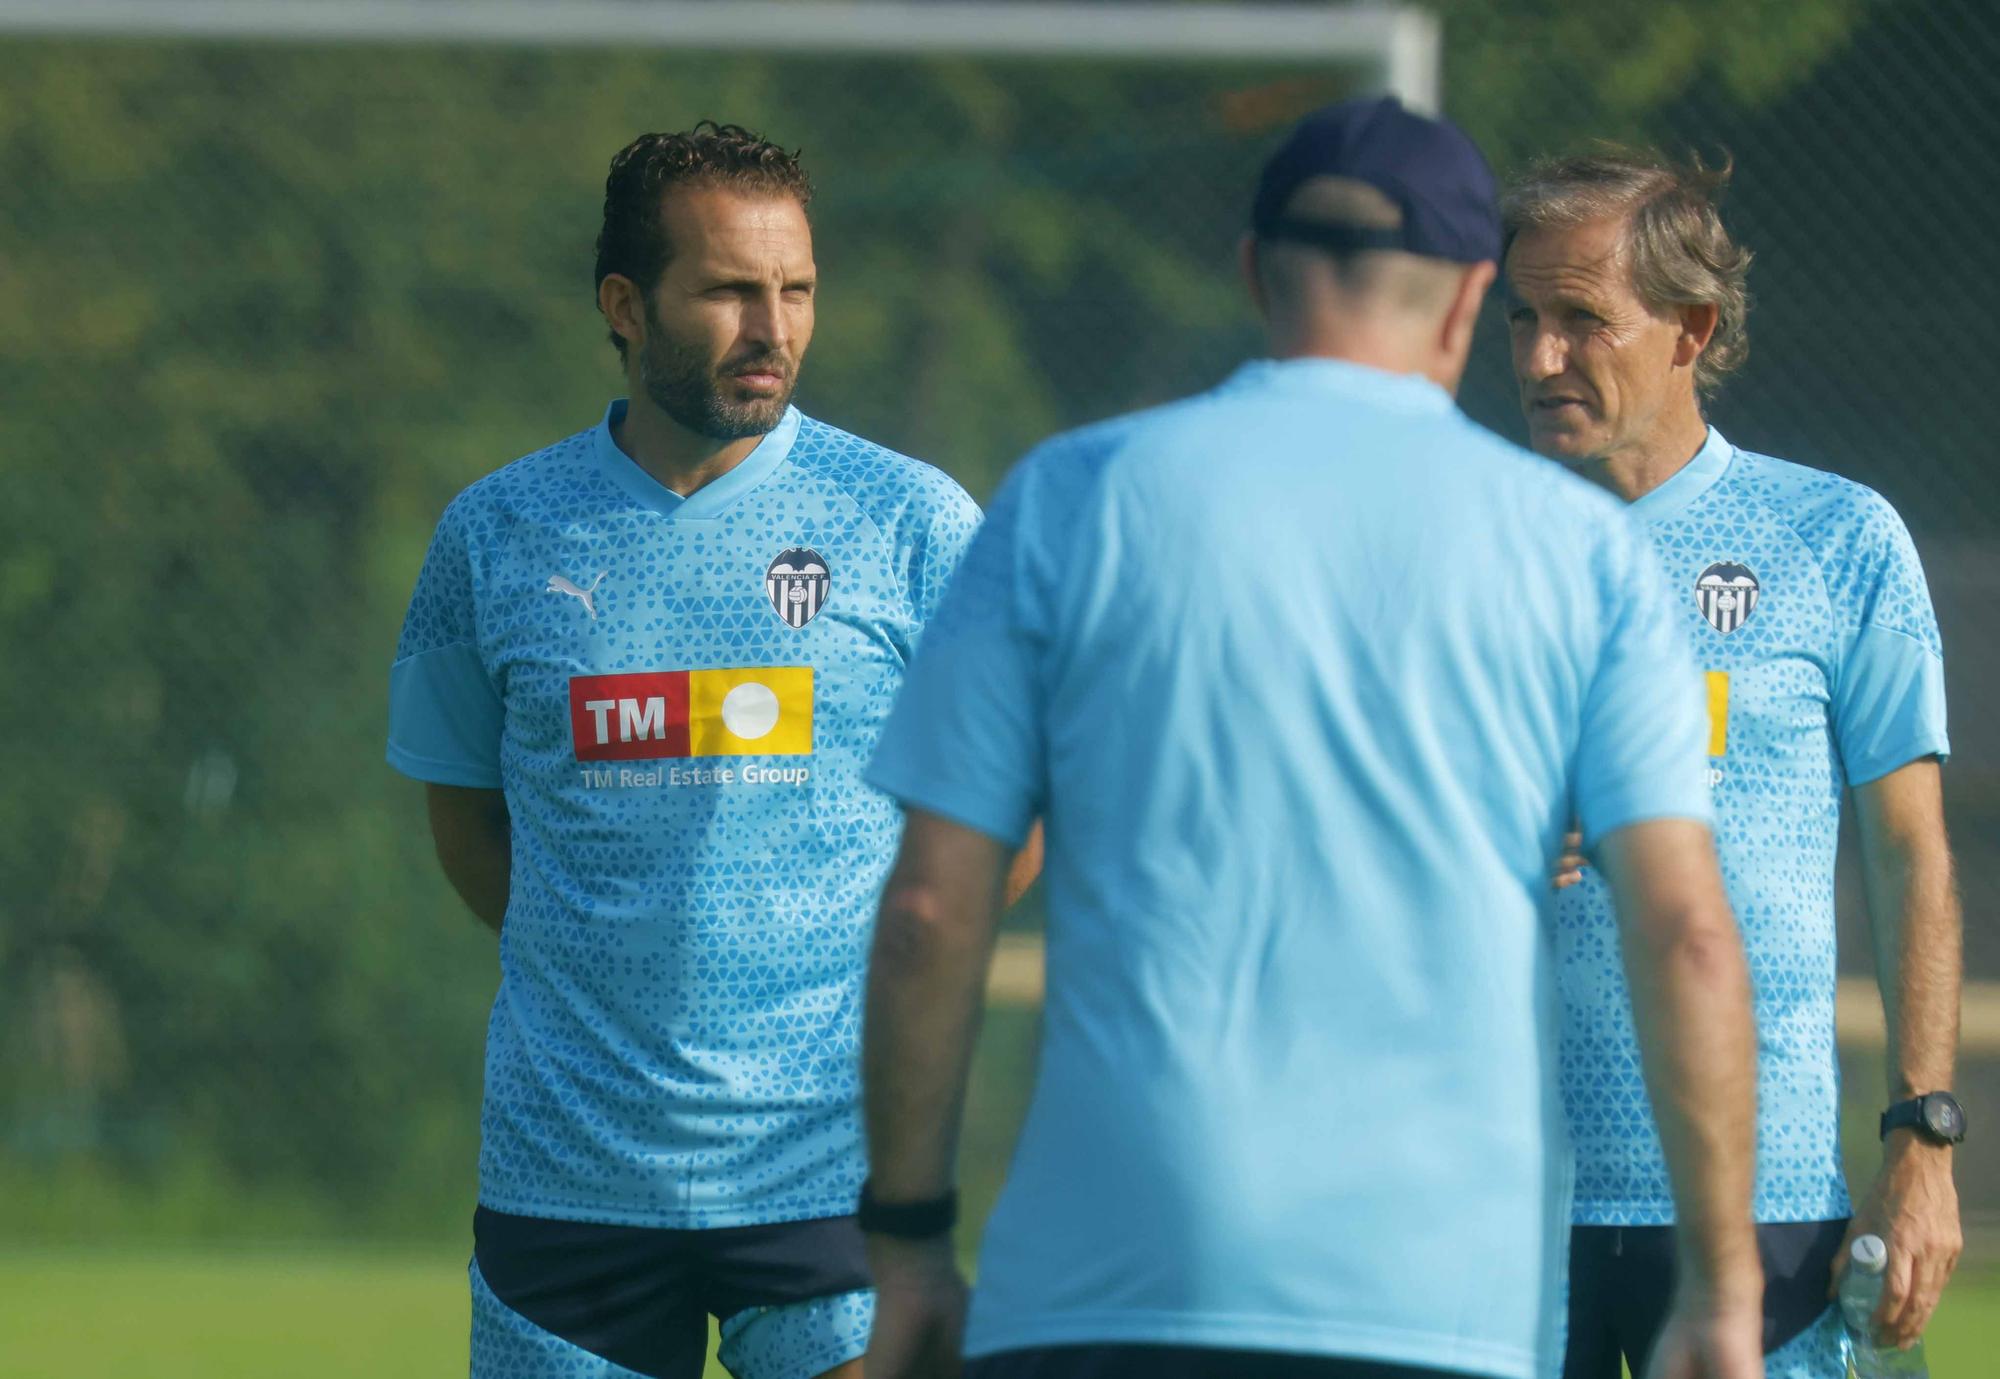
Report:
1553,828,1587,890
1642,1289,1765,1379
1003,821,1045,908
1830,1133,1961,1347
865,1235,970,1379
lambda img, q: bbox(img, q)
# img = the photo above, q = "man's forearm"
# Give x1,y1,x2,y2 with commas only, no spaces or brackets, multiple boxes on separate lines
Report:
1866,838,1961,1101
426,784,511,934
445,832,511,934
863,814,1009,1202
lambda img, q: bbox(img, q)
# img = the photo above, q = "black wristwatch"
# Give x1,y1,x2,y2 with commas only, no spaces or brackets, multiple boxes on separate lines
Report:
857,1180,958,1239
1879,1091,1966,1146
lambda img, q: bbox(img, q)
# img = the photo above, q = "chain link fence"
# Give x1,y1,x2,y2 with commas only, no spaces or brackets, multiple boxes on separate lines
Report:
1,0,1994,1261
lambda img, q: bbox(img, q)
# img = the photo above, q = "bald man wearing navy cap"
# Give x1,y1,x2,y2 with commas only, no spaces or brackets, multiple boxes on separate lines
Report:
856,99,1764,1379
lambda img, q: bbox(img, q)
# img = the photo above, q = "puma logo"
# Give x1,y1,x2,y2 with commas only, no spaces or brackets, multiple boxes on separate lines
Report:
547,571,608,619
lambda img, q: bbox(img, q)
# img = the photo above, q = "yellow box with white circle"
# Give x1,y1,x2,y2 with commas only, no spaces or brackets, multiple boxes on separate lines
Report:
687,666,814,756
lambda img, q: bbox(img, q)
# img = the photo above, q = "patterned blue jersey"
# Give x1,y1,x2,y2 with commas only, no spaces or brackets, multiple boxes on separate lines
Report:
1556,428,1949,1226
388,402,980,1229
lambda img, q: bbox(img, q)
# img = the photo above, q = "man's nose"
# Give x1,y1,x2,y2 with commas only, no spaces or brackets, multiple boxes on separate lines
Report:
1517,324,1566,383
743,290,788,352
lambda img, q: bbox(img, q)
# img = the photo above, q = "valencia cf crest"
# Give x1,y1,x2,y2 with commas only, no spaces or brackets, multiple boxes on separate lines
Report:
766,547,830,629
1695,562,1760,634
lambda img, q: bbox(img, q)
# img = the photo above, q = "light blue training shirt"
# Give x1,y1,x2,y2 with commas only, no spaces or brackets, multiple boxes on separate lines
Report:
389,401,979,1229
867,358,1714,1379
1556,427,1949,1227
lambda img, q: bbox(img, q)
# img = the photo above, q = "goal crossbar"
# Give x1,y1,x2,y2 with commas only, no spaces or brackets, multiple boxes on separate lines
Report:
0,1,1442,111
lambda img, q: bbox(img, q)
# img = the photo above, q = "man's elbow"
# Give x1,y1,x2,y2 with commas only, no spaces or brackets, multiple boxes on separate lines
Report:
873,880,980,973
1635,907,1749,989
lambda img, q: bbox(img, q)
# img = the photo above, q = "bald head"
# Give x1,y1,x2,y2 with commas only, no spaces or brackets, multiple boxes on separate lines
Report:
1255,177,1466,312
1244,175,1496,391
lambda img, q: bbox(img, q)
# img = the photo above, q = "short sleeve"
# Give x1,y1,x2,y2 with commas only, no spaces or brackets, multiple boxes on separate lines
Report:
868,467,1044,847
906,478,984,632
387,499,504,788
1829,498,1948,785
1573,516,1714,848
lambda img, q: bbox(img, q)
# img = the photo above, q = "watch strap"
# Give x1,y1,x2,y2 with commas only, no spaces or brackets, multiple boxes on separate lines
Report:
1880,1098,1925,1140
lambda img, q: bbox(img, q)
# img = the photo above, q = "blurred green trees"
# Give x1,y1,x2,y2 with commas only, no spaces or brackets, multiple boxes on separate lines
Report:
0,41,1339,1240
7,0,1995,1243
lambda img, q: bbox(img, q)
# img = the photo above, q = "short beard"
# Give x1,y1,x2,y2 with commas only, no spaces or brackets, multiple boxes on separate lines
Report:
636,312,796,442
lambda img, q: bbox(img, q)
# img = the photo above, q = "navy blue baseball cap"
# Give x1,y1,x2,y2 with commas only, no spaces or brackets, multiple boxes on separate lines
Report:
1251,96,1501,264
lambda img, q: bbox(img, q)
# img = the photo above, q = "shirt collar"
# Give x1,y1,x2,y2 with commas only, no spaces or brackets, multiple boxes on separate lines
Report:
590,399,802,519
1219,355,1456,415
1628,425,1733,525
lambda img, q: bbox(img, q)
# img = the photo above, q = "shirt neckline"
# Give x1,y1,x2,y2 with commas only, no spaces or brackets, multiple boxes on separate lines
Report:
1219,355,1456,415
590,400,802,520
1629,426,1733,525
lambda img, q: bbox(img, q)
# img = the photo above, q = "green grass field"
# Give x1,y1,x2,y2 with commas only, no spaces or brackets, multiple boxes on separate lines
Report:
2,1247,1996,1378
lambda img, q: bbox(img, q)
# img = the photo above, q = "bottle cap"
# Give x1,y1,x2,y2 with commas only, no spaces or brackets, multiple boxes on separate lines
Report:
1851,1234,1889,1274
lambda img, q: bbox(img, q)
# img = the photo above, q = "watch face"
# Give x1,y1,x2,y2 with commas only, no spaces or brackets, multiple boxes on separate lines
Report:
1923,1094,1966,1141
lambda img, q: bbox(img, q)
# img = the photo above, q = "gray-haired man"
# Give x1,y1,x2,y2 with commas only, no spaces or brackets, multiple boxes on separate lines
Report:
1504,150,1963,1379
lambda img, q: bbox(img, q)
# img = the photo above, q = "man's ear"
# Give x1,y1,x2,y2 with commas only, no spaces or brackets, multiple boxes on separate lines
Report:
1440,259,1498,360
1238,232,1268,319
598,274,647,353
1675,302,1719,369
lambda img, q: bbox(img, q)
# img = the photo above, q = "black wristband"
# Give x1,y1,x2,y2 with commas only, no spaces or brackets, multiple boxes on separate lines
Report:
857,1180,958,1239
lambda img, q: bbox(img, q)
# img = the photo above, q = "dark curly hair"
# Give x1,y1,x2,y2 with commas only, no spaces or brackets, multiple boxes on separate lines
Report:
594,121,815,357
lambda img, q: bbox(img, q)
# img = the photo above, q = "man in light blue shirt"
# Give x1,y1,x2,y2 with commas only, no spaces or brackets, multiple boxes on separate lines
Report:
1505,149,1963,1379
388,123,986,1379
857,100,1764,1379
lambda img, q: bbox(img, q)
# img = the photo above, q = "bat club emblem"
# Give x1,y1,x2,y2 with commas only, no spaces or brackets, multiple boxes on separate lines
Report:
1695,562,1760,634
765,547,830,629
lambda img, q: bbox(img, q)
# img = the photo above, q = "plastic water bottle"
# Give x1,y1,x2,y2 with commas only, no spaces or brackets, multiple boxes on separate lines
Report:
1838,1234,1928,1377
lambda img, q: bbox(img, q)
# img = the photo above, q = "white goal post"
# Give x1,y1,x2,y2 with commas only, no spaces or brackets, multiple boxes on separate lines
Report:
0,1,1442,113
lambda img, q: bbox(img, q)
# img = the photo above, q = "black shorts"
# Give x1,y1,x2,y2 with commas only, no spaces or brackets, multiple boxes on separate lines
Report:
473,1203,871,1379
1562,1218,1848,1379
967,1346,1500,1379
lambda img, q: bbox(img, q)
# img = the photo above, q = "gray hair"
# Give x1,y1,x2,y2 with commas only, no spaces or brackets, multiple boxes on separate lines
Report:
1502,149,1752,395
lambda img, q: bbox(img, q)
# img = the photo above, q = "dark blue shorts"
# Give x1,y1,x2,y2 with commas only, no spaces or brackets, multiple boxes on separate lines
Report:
471,1204,872,1379
1562,1219,1850,1379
